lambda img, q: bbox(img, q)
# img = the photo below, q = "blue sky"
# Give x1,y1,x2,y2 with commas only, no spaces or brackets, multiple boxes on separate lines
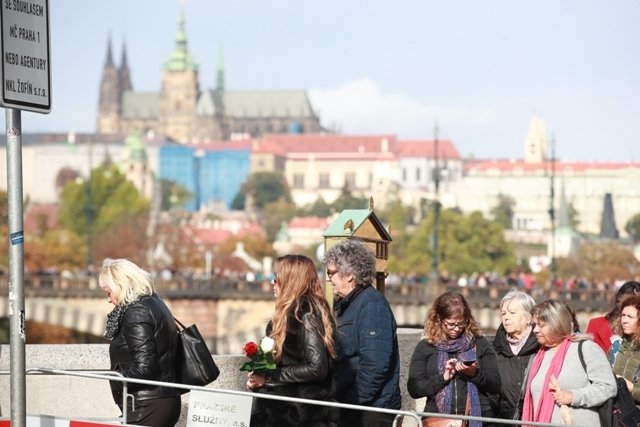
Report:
4,0,640,161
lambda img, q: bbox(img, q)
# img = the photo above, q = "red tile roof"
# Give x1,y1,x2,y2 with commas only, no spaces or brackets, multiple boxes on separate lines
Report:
464,159,640,174
396,140,461,159
254,134,398,160
24,204,58,232
289,216,330,230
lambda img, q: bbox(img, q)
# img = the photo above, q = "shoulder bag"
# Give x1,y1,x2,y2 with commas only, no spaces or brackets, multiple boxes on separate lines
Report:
174,317,220,393
578,340,640,427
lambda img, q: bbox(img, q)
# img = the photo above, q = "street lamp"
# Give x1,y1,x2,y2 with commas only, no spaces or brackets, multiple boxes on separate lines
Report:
431,122,441,288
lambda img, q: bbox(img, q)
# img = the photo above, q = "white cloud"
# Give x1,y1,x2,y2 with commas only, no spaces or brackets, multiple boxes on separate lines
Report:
309,78,496,138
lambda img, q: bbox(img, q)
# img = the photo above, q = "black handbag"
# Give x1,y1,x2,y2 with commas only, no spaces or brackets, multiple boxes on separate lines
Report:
174,318,220,393
578,340,640,427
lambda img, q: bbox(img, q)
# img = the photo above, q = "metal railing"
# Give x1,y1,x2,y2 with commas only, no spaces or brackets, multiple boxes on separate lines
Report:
2,367,585,427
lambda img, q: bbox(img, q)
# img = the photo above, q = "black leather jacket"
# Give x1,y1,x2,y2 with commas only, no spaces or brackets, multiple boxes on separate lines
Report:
109,293,180,404
253,299,337,427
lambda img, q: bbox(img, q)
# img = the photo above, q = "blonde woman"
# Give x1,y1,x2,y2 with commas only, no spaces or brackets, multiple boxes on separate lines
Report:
521,300,616,426
100,258,181,427
247,254,337,427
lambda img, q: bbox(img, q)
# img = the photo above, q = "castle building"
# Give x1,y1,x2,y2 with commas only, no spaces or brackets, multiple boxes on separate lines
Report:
96,11,322,143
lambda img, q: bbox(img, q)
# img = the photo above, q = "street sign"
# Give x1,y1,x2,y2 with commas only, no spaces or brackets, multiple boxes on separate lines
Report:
0,0,51,113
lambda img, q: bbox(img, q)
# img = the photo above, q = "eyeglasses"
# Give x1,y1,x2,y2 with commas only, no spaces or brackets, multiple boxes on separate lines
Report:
443,320,468,330
271,275,278,285
326,269,338,278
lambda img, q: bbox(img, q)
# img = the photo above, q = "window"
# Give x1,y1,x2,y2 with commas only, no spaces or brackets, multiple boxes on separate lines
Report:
318,173,330,189
293,173,304,189
345,172,355,189
416,167,421,182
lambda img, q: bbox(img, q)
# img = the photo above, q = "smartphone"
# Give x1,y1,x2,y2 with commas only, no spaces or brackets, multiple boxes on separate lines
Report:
461,359,476,366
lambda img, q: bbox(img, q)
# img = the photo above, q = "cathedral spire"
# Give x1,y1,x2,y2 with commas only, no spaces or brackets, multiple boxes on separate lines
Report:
216,43,225,92
164,8,198,72
119,38,133,92
104,33,114,68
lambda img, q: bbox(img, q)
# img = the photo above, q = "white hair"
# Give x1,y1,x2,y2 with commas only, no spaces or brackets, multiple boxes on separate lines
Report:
98,258,154,304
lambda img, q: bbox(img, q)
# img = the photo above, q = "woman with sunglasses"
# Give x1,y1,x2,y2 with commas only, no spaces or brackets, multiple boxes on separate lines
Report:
246,254,337,427
408,291,501,427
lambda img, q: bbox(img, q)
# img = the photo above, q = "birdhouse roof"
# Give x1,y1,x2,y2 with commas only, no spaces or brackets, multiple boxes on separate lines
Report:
323,209,392,242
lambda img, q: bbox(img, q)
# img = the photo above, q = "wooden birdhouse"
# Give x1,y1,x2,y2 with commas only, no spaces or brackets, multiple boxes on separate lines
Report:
323,198,392,293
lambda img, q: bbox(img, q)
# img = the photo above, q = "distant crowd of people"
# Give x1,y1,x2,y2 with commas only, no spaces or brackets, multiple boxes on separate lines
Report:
97,240,640,426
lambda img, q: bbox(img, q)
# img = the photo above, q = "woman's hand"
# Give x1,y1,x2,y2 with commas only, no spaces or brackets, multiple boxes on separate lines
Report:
551,389,573,406
246,372,266,390
443,358,457,381
454,361,477,377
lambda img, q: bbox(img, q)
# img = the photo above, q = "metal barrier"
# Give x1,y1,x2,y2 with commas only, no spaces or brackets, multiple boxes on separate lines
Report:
8,368,584,427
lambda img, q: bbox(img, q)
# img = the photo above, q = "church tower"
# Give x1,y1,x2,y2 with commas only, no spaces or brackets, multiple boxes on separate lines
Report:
96,36,121,134
159,10,199,143
119,40,133,93
524,114,548,163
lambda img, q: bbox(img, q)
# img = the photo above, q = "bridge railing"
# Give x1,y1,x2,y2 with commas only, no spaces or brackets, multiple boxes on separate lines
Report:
4,367,575,427
0,274,615,312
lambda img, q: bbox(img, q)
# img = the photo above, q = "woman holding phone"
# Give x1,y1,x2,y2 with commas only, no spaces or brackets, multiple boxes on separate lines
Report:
407,292,501,427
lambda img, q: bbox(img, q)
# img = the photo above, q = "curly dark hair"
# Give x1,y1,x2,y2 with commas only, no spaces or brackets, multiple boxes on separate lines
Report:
425,292,481,344
322,239,376,288
613,294,640,347
606,281,640,322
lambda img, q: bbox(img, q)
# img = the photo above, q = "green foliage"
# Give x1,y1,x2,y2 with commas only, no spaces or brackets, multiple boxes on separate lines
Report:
391,208,516,276
240,172,291,210
568,202,580,229
160,179,192,211
59,164,150,239
332,185,369,212
263,199,297,242
490,194,515,229
625,212,640,242
299,196,332,217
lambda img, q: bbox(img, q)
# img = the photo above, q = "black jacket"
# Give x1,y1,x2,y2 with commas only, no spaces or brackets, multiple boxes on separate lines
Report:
252,299,338,427
491,325,540,419
108,293,180,404
407,335,501,417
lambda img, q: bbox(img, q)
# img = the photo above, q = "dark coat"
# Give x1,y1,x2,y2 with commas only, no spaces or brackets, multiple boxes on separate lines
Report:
333,285,402,409
108,293,180,404
407,335,501,417
252,300,338,427
491,324,540,419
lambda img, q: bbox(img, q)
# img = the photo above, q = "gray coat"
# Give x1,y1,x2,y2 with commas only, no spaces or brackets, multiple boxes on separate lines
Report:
527,339,616,426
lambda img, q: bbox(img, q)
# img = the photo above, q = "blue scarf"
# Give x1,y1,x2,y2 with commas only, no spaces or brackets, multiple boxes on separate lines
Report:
434,333,482,427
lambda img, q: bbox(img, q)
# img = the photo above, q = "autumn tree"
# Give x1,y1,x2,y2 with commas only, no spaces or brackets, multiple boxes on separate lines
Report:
233,172,291,211
394,208,516,276
490,194,515,229
58,164,150,265
576,242,640,283
625,213,640,242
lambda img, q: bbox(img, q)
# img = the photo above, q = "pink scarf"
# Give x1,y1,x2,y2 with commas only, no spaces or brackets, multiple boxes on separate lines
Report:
521,338,571,425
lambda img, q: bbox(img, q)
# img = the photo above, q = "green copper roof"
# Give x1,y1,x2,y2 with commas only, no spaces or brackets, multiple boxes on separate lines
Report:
164,11,198,72
323,209,391,241
124,130,146,161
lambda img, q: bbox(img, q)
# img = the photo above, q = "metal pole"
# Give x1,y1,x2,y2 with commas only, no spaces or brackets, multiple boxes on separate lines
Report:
6,108,26,427
549,136,557,286
85,138,94,269
431,122,441,289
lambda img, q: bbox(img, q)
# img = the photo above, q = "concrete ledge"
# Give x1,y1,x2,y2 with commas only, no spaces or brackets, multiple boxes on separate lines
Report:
0,329,424,425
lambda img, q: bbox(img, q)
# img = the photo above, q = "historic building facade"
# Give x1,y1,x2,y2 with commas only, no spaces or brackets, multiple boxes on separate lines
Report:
96,13,322,143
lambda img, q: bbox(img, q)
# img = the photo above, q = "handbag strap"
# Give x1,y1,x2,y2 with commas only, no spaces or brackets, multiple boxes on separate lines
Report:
579,339,640,384
174,317,186,331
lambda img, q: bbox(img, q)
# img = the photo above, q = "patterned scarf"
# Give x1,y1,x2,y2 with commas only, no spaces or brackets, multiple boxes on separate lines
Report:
434,334,482,427
104,299,138,340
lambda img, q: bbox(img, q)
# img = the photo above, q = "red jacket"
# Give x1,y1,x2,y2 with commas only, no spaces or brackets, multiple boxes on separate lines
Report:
586,315,613,353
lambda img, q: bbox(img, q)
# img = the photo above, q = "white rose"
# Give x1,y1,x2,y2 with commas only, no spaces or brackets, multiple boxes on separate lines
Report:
260,336,275,352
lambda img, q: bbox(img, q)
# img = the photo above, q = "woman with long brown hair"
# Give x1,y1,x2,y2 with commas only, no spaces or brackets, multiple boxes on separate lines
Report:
247,254,337,427
407,291,501,427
